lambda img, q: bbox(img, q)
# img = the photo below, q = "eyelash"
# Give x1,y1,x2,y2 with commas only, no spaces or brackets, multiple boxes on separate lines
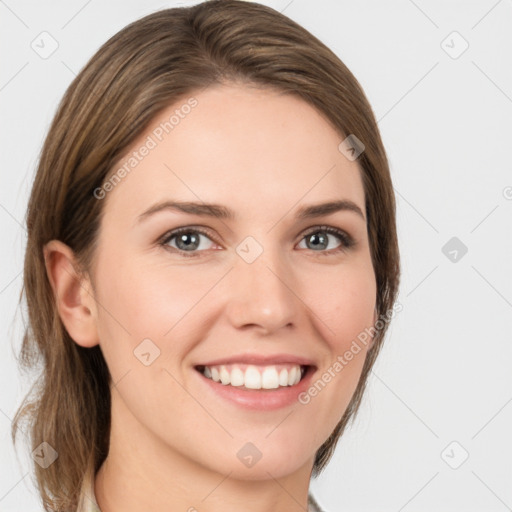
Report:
158,225,355,258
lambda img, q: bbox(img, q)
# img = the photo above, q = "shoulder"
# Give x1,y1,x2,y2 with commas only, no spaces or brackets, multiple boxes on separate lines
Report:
308,492,327,512
76,468,101,512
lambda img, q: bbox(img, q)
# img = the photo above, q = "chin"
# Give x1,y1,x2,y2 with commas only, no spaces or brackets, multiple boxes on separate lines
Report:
207,448,311,481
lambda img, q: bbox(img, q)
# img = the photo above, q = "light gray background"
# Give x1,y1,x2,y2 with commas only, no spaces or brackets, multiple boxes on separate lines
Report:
1,1,511,511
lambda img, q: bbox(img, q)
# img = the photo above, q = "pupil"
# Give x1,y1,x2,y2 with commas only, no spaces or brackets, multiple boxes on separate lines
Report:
178,232,199,250
309,232,327,250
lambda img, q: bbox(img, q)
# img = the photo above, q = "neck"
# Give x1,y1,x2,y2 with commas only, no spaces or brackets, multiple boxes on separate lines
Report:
95,391,315,512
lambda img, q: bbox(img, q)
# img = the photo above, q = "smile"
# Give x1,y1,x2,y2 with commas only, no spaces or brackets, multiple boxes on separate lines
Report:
196,363,308,390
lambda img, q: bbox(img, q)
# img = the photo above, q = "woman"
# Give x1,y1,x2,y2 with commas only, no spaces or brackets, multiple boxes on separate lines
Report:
12,1,400,511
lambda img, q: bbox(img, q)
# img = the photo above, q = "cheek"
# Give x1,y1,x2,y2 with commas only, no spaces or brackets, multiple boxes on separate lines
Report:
91,260,199,423
92,250,213,369
91,251,166,364
305,260,377,351
297,264,375,439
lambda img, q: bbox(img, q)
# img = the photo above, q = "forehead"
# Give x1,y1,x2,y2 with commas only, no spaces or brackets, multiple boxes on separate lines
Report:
103,83,365,223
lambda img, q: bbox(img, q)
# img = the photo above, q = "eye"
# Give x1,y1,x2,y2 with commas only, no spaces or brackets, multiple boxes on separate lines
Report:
298,225,355,255
159,227,218,257
158,225,355,258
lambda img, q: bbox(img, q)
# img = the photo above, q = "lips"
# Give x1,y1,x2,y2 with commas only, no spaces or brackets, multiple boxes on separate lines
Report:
195,353,316,367
194,353,316,392
194,360,317,410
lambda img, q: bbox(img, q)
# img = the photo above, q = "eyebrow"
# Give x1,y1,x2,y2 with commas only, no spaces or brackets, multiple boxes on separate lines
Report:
136,199,365,223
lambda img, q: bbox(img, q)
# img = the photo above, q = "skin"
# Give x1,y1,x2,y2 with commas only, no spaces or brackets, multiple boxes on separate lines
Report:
44,83,377,512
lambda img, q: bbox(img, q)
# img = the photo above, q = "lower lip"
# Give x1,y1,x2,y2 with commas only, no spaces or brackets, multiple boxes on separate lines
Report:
194,366,316,411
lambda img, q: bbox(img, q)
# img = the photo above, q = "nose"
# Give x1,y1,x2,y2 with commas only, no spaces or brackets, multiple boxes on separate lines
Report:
224,244,302,335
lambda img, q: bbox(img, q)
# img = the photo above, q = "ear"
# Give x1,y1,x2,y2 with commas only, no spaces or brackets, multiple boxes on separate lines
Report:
43,240,99,348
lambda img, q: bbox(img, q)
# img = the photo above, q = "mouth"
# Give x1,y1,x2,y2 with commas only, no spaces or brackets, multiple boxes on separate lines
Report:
194,363,313,391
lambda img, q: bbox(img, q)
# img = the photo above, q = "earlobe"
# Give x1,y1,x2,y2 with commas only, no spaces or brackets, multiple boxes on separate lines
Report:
43,240,99,348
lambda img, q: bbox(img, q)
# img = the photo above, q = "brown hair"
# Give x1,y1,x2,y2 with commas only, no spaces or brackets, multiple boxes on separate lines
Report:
12,1,400,509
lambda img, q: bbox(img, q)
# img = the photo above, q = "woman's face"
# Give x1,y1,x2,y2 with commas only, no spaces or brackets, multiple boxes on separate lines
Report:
88,83,377,481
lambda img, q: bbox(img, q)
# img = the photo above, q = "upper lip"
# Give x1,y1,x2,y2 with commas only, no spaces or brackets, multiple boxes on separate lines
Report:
195,353,316,368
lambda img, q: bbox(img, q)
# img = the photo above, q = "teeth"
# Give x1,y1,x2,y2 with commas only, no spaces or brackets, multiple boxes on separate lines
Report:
288,366,297,386
245,366,261,389
261,367,279,389
200,364,305,389
220,366,231,385
230,367,245,387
